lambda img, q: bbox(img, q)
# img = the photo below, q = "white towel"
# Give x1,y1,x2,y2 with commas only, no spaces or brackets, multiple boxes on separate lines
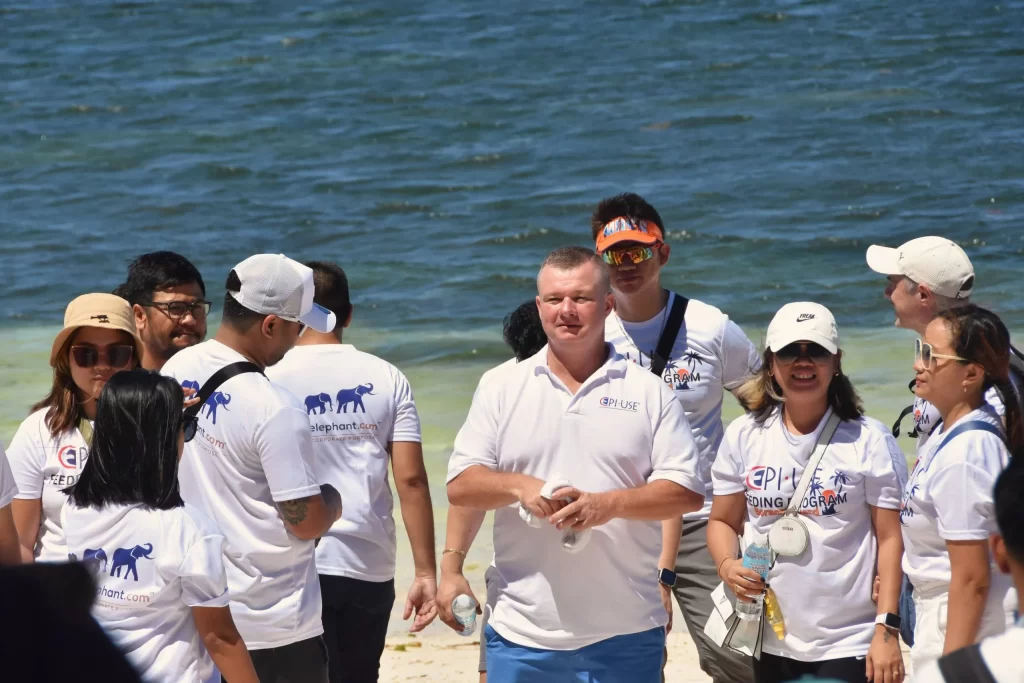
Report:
518,475,591,553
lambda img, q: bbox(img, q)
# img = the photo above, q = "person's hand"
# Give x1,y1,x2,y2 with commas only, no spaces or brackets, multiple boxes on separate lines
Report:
182,386,202,410
436,570,481,633
660,583,674,635
866,625,904,683
548,487,615,531
403,575,438,633
516,477,569,519
718,558,765,603
872,575,881,603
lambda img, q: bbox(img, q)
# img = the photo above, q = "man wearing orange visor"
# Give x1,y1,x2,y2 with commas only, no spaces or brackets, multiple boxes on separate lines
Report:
593,193,761,683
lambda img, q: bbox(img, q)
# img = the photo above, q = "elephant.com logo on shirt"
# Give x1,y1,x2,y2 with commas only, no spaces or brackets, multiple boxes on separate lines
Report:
181,380,231,425
305,385,381,441
70,543,156,608
304,383,376,415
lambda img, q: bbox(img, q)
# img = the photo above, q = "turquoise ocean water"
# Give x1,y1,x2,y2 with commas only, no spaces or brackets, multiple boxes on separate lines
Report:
2,1,1022,633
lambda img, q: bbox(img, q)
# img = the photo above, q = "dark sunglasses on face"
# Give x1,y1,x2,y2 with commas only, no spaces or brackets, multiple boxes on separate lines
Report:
70,344,135,369
183,415,199,443
775,342,833,365
141,300,212,321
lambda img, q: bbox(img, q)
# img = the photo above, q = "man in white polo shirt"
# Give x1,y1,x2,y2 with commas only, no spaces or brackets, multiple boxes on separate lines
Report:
447,246,705,683
162,254,343,683
267,261,438,683
591,193,760,683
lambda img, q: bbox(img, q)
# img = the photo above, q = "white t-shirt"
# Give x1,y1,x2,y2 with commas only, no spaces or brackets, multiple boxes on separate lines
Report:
0,445,17,509
912,619,1024,683
162,339,324,650
912,387,1004,454
606,294,760,520
447,345,704,650
266,344,422,583
62,501,229,683
6,409,90,561
900,406,1012,598
712,409,905,662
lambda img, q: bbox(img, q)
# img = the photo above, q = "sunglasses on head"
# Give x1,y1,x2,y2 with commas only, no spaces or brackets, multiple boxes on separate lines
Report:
774,342,833,365
183,415,199,443
70,344,135,369
600,244,659,266
914,339,967,368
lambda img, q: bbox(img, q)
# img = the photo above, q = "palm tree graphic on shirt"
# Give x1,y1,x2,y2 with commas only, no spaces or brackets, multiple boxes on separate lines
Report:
830,470,849,493
683,351,705,371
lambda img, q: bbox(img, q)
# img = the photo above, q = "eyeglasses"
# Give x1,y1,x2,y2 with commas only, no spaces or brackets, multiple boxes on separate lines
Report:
774,342,833,365
183,415,199,443
600,244,659,266
70,344,135,369
140,300,212,321
915,339,967,368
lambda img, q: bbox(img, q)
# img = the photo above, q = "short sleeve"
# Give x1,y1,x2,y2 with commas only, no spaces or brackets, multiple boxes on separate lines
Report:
447,382,500,483
712,419,748,495
865,431,904,509
255,406,322,503
648,387,704,496
6,417,46,499
178,519,230,608
390,370,422,443
0,445,17,508
721,319,761,389
929,438,1003,541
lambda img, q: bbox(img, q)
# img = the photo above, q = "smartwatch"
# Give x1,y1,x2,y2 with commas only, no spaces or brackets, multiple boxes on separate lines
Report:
657,567,677,588
875,612,901,630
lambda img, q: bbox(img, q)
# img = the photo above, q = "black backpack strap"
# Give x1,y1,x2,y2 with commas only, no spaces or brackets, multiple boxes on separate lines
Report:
937,644,997,683
184,361,265,418
650,294,689,378
892,379,921,438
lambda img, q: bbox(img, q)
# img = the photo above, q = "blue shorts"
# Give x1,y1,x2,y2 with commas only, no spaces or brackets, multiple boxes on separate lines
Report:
484,624,666,683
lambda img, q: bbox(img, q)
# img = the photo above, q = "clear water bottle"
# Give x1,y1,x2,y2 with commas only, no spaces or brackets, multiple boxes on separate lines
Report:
734,543,771,621
452,594,478,637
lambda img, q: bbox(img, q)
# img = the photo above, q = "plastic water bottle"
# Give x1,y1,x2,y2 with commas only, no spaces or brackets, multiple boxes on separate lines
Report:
452,594,478,637
734,543,771,621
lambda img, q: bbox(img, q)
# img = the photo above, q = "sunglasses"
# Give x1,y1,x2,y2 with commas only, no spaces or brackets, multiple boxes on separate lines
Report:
600,244,659,266
70,344,135,369
774,342,833,365
140,300,212,321
183,415,199,443
915,339,967,368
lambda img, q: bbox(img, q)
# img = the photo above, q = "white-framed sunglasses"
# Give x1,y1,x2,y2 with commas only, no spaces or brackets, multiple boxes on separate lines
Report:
915,338,967,368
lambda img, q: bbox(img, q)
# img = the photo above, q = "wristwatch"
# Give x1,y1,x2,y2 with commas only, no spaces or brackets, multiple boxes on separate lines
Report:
657,567,677,588
875,613,901,630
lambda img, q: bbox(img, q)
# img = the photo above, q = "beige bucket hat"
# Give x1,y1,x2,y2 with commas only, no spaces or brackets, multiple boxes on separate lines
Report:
49,293,143,367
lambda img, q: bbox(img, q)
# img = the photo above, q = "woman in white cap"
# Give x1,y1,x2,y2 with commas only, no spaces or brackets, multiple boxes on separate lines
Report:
7,293,142,562
707,302,907,683
900,304,1019,669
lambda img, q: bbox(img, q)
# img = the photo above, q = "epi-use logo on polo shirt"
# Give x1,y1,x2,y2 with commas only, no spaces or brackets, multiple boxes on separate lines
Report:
600,397,640,412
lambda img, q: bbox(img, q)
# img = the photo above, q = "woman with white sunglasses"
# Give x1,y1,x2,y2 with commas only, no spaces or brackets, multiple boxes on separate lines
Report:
900,304,1020,669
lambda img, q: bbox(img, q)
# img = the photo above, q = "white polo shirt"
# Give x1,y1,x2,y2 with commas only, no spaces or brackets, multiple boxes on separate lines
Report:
162,339,324,650
912,619,1024,683
900,406,1012,597
267,344,422,583
0,445,17,509
712,409,905,662
6,409,90,561
447,345,703,651
606,294,760,520
62,501,229,683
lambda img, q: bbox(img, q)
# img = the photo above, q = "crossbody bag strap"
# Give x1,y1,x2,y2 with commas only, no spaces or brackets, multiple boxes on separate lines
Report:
184,361,265,418
918,420,1003,476
937,644,997,683
785,412,842,516
650,293,689,378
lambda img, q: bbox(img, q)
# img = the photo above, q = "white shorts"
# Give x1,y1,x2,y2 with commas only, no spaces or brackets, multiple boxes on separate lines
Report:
910,584,1016,670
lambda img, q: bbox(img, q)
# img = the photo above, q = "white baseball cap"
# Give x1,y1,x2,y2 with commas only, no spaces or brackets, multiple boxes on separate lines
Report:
766,302,840,355
229,254,336,333
865,236,974,300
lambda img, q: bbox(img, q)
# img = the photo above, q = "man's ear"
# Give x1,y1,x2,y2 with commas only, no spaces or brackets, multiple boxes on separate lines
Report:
261,315,278,339
344,308,354,329
659,243,671,266
991,534,1011,575
132,304,147,333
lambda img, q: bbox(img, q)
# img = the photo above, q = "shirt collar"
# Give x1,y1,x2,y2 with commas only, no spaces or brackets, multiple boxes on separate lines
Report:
531,343,629,380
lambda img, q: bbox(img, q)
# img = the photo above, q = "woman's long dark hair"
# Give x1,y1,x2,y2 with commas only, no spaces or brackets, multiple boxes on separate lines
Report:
733,348,864,425
65,369,185,510
938,304,1022,460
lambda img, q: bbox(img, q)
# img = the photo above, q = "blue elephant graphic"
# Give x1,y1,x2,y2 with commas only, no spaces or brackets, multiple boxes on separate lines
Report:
336,383,374,414
201,391,231,424
83,548,108,573
181,379,201,394
110,543,153,582
305,393,333,415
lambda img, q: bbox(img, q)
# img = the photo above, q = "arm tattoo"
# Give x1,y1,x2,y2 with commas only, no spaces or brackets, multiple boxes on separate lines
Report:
279,498,309,525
